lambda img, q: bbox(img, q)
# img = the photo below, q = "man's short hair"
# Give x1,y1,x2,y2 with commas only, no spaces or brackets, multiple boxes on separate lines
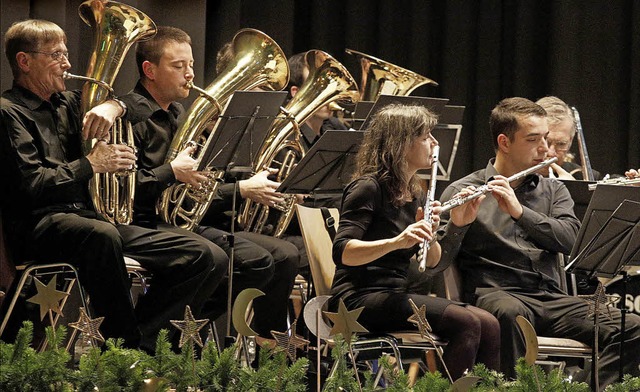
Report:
135,26,191,79
536,96,576,138
286,52,307,93
4,19,66,78
490,97,547,150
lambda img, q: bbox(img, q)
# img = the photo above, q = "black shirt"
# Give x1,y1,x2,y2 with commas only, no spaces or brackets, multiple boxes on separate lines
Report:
438,159,581,300
299,116,347,151
1,84,93,234
329,175,425,304
121,82,184,228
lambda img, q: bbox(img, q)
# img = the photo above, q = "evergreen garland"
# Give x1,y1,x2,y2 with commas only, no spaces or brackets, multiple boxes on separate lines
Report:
1,322,639,391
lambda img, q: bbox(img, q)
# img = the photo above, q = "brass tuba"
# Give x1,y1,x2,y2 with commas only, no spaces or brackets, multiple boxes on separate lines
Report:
158,29,289,231
345,48,438,101
66,0,156,224
237,50,360,237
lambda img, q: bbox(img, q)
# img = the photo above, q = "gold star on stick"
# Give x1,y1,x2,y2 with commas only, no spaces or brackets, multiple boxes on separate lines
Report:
270,320,310,362
68,307,105,343
170,305,209,348
26,275,69,321
407,298,433,338
579,282,615,321
323,299,368,344
407,298,452,382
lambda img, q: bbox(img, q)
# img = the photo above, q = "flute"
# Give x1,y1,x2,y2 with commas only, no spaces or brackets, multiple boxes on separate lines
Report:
441,157,558,213
418,145,439,272
588,177,640,191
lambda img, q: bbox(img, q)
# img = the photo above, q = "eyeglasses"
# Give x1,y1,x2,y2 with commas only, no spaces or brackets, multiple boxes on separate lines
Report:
546,139,571,152
26,50,69,62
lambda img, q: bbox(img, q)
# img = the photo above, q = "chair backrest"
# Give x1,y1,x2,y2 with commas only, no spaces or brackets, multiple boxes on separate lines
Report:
295,204,340,297
0,209,16,309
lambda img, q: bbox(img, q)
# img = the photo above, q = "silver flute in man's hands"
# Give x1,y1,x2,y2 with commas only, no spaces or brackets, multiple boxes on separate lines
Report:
418,145,440,272
440,156,558,214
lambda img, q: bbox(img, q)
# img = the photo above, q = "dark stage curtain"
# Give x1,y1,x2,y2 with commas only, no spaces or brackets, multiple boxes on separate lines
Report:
1,0,638,181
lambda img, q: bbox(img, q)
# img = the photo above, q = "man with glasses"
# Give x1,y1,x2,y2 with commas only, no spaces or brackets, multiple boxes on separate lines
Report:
1,19,224,352
536,96,602,180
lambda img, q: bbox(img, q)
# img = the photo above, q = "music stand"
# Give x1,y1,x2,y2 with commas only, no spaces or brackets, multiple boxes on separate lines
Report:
348,101,374,130
197,90,287,344
358,95,449,130
277,130,364,197
565,184,640,384
560,179,597,222
417,105,465,181
197,90,288,172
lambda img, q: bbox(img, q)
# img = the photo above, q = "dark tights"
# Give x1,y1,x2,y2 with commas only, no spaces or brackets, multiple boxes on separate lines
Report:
437,304,501,379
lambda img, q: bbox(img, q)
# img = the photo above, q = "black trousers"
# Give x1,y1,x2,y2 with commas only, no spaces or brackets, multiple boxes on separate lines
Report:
27,210,224,351
191,225,299,337
475,289,640,389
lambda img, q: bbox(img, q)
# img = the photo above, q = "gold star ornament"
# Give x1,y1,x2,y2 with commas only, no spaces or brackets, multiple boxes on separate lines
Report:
407,298,434,339
270,320,310,361
68,307,105,343
26,275,69,320
170,305,209,348
323,299,368,344
579,282,615,321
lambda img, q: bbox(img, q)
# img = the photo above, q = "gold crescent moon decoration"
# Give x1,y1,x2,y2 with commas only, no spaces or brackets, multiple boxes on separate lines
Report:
232,288,265,337
451,376,481,392
515,315,539,366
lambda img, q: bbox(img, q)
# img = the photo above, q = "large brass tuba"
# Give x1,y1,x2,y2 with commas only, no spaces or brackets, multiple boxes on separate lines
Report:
66,0,156,224
345,48,438,101
237,50,360,237
158,29,289,231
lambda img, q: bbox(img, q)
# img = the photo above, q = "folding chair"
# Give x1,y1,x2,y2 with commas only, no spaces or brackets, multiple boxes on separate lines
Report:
296,204,447,382
441,256,592,373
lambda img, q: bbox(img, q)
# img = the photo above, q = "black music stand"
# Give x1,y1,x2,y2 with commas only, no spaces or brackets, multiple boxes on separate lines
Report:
565,185,640,384
197,90,288,172
277,130,365,197
348,101,374,130
560,179,596,222
358,95,449,130
198,90,287,345
417,105,465,182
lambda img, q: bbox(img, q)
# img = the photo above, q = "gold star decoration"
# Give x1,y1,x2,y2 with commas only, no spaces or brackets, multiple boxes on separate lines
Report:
170,305,209,348
323,299,368,344
26,275,69,321
407,298,452,382
579,282,615,321
270,319,310,362
68,307,105,344
407,298,434,339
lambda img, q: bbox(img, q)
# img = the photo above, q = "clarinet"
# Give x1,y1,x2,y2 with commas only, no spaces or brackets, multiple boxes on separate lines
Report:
418,145,440,272
441,157,558,213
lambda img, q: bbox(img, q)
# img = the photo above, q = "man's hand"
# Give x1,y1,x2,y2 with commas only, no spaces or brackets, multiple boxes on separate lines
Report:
239,168,285,207
86,140,136,174
625,168,640,180
170,145,209,187
488,175,523,219
82,99,124,141
449,186,485,227
549,162,575,180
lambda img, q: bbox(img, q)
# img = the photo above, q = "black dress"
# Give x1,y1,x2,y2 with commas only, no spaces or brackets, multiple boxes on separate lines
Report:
329,175,454,333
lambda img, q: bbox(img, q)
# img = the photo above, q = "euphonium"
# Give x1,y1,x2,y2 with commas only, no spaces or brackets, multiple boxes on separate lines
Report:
69,0,156,224
345,48,438,101
158,29,289,230
237,50,360,237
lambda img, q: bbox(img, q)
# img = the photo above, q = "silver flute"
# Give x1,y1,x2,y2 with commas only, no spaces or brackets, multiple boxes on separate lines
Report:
441,157,558,213
418,145,440,272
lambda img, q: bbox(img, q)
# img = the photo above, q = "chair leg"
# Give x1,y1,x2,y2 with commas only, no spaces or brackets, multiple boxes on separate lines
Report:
0,263,90,349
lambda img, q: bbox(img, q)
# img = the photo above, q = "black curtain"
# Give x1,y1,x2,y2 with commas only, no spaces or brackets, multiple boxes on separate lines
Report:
1,0,638,181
